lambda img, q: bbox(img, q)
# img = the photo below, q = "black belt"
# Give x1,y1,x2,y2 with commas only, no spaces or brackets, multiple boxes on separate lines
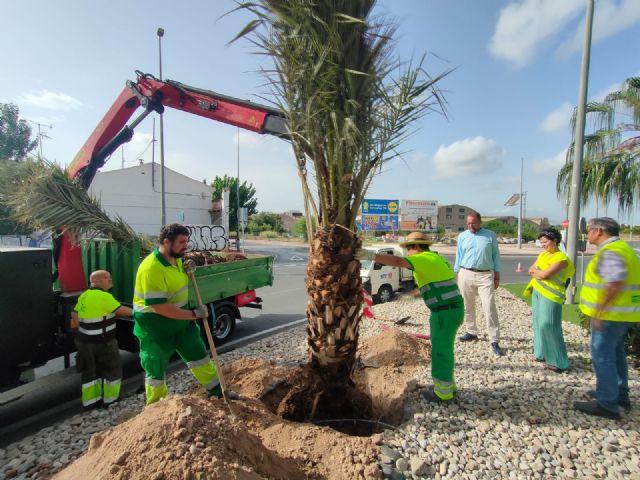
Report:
431,303,462,312
462,267,491,272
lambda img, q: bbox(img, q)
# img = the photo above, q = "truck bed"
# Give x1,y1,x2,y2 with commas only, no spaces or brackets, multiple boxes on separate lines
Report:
188,253,273,306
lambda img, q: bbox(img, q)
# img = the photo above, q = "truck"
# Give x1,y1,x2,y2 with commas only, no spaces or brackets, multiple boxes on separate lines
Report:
0,71,287,389
360,245,415,303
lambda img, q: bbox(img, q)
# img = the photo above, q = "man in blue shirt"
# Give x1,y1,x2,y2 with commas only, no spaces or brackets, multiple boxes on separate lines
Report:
454,211,503,356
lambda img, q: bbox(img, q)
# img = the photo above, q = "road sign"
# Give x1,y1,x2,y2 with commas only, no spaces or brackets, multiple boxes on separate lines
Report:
238,207,248,228
561,219,569,229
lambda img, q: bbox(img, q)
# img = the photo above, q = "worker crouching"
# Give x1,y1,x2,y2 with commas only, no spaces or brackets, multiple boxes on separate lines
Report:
356,232,464,402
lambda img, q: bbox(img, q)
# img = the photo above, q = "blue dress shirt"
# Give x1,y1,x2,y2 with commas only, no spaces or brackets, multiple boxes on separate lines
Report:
454,228,501,273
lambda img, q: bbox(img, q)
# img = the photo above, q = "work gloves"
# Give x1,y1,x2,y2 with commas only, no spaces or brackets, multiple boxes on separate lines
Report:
193,305,209,319
354,248,376,261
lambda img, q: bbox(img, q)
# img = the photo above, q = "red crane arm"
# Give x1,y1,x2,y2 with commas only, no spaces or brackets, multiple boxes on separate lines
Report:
68,71,286,187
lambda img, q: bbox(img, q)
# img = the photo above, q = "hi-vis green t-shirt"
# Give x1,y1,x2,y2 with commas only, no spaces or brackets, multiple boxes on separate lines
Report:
133,249,191,338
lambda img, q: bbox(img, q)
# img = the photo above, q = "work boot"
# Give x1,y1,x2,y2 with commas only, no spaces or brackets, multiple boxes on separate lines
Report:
208,385,240,400
586,390,631,410
83,400,103,412
420,387,453,404
574,401,621,420
458,332,478,342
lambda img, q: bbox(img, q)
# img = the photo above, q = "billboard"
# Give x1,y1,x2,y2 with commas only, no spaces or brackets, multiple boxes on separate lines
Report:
360,199,399,231
361,198,399,215
400,200,438,231
361,214,400,231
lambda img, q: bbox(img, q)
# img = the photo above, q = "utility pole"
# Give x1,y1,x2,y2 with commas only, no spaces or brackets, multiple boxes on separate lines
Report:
28,120,52,160
566,0,594,304
157,27,167,226
236,127,241,250
518,157,523,249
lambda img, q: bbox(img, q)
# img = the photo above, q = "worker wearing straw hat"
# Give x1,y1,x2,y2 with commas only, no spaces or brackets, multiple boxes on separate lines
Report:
356,232,464,402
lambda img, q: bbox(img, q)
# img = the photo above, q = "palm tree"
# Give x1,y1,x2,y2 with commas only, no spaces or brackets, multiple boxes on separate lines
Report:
232,0,450,417
557,76,640,215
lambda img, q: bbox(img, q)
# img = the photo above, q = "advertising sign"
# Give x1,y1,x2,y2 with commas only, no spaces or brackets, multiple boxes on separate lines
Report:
361,199,399,215
400,200,438,231
361,214,399,231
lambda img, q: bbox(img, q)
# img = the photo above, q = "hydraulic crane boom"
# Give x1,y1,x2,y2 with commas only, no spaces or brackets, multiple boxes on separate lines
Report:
68,71,287,188
58,71,287,292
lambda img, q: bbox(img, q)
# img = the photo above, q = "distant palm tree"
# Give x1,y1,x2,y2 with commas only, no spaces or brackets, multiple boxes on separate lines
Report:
557,76,640,215
232,0,450,415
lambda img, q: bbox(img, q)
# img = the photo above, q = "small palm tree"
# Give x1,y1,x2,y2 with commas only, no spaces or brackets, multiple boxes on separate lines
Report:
557,76,640,215
232,0,450,417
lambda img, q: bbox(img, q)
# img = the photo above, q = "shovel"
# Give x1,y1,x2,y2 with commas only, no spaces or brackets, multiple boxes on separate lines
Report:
184,260,237,413
393,315,411,325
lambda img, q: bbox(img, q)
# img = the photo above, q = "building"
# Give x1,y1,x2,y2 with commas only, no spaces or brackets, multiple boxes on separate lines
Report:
280,210,304,232
437,204,475,232
90,162,214,236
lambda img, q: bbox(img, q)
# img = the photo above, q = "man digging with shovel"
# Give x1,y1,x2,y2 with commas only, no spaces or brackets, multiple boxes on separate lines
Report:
356,232,464,402
133,223,237,405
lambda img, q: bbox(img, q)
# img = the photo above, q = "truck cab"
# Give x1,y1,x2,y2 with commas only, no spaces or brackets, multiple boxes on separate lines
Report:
360,245,414,303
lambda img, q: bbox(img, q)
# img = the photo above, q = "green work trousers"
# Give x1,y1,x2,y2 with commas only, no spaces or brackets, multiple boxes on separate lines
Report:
137,322,219,404
429,305,464,399
74,337,122,406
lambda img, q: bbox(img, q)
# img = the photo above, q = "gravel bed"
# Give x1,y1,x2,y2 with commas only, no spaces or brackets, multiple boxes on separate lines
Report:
1,288,639,479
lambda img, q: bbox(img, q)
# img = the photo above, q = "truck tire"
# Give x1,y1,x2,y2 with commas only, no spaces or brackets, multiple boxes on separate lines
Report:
208,304,236,344
377,284,394,304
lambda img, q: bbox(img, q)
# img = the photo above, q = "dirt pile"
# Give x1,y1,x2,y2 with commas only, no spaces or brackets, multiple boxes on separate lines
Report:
54,329,430,480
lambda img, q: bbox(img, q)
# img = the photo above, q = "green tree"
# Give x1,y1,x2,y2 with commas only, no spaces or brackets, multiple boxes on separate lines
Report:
211,175,258,230
557,76,640,215
0,103,38,162
247,212,284,234
233,0,450,417
293,216,317,241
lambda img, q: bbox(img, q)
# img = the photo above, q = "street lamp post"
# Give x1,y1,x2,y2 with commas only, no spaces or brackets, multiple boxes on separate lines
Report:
236,128,241,250
566,0,594,304
157,27,167,226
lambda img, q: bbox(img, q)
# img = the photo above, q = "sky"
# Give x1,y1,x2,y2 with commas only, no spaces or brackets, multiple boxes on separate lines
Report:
2,0,639,226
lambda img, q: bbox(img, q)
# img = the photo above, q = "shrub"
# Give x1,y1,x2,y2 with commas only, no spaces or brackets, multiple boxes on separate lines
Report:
259,230,278,239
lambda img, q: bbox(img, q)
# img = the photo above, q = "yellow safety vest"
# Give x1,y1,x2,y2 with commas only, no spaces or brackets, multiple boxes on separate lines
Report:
579,239,640,322
405,251,462,310
531,250,575,304
74,288,121,341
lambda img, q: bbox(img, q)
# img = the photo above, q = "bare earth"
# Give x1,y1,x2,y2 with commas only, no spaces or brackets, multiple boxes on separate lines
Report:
53,329,428,480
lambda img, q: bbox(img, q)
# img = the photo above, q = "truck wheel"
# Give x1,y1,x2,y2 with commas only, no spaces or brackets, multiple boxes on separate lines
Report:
377,285,394,304
209,304,236,344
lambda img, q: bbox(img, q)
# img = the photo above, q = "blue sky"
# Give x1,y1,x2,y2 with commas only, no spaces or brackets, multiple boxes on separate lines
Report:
2,0,639,225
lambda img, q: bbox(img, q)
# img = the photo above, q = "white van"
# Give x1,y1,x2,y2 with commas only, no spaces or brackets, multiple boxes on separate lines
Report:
360,245,415,303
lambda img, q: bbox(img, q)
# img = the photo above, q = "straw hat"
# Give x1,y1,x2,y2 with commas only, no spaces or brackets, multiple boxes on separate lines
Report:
400,231,432,247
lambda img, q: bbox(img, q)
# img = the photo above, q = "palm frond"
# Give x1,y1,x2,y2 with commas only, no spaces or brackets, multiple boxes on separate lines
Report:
230,0,450,229
1,160,151,249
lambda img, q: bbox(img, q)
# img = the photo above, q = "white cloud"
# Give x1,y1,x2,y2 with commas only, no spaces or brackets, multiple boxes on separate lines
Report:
557,0,640,58
532,149,567,174
232,130,262,148
17,90,83,111
540,102,574,133
431,136,504,179
489,0,583,67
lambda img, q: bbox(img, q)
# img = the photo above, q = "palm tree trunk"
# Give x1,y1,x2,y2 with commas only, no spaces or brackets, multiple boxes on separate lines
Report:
306,225,363,380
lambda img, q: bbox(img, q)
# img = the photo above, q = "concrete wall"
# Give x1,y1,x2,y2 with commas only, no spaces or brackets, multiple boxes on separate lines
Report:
90,163,213,236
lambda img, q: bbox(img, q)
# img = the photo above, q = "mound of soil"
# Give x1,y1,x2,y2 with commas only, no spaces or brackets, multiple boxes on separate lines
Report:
54,329,430,480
